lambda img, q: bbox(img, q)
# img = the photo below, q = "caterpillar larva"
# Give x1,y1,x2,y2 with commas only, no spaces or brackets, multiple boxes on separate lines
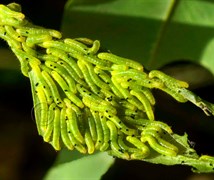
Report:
16,26,62,39
91,110,104,150
87,40,100,54
126,136,150,158
41,71,64,107
42,40,80,56
85,108,97,142
140,87,156,106
106,114,137,136
111,77,131,99
43,103,56,142
106,121,130,160
99,114,110,151
124,117,173,134
50,70,84,108
34,85,48,133
82,95,116,115
77,54,112,70
26,34,52,48
66,119,87,154
10,48,29,77
118,133,140,154
64,38,88,54
74,37,94,46
60,107,74,150
84,60,110,90
149,70,189,89
127,97,145,111
130,90,154,120
4,25,25,42
141,135,177,157
0,4,24,20
45,60,76,93
77,59,100,95
66,108,85,144
95,68,123,98
46,47,84,79
111,69,147,81
63,98,84,133
22,42,37,56
98,52,143,71
57,60,87,86
51,106,61,151
84,130,95,154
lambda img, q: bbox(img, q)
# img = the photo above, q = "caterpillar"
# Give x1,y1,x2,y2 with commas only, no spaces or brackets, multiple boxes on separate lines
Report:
1,3,214,173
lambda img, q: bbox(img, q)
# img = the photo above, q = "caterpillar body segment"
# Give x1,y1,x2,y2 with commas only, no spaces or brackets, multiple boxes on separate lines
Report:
60,107,74,150
57,61,87,86
42,40,80,56
117,133,140,154
26,34,52,47
34,85,48,134
77,59,100,95
84,60,110,90
106,114,137,136
22,42,37,56
111,76,131,99
126,136,150,158
5,25,25,42
44,60,77,93
66,108,85,144
87,40,100,54
85,130,95,154
51,106,61,151
130,90,154,120
99,114,110,151
91,110,104,150
37,53,59,62
141,135,177,157
106,121,130,160
46,47,83,78
43,103,56,142
66,120,87,154
98,52,143,71
149,70,189,89
10,48,29,77
41,71,64,107
16,26,62,39
50,70,83,108
76,54,112,70
86,108,97,142
64,38,88,54
74,37,94,46
0,4,24,20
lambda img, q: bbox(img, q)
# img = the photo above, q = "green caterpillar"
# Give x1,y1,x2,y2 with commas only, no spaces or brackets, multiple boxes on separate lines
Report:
1,3,214,173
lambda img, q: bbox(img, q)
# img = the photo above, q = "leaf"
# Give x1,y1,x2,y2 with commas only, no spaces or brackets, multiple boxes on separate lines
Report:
61,0,173,67
61,0,214,75
44,150,115,180
144,133,214,173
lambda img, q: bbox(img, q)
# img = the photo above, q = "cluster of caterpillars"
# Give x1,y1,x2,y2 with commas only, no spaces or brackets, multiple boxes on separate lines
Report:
0,3,191,160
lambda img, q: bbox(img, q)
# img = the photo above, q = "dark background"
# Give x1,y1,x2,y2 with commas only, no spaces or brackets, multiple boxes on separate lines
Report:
1,1,214,179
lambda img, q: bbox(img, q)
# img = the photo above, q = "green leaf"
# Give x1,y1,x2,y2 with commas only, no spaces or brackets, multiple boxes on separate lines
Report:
144,133,214,173
61,0,214,74
44,150,115,180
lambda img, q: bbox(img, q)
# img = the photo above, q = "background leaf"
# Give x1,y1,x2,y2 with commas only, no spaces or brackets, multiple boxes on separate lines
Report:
61,0,214,75
44,150,115,180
